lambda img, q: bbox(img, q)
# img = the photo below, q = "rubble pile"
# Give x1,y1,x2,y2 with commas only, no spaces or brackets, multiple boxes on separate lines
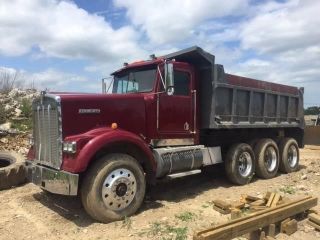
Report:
0,88,39,155
0,134,30,155
0,88,38,120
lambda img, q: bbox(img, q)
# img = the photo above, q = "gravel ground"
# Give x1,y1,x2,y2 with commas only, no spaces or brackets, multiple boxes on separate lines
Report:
0,146,320,240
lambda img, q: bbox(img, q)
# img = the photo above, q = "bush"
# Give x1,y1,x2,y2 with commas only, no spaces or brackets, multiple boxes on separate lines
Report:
20,98,32,118
0,70,23,94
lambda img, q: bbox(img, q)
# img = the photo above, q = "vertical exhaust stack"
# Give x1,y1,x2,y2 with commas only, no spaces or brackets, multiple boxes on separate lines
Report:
102,78,107,94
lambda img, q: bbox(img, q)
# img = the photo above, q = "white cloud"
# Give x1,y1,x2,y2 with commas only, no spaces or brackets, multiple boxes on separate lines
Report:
114,0,249,44
0,0,319,106
0,66,100,91
0,0,145,63
240,0,320,54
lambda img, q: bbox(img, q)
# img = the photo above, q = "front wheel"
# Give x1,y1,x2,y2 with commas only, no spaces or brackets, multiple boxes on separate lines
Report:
81,153,146,223
225,143,255,185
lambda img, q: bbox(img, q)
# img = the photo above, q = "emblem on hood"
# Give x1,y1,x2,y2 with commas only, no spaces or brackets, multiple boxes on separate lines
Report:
78,109,101,114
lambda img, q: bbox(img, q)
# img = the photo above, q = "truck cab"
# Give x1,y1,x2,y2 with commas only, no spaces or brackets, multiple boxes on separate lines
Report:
26,46,304,223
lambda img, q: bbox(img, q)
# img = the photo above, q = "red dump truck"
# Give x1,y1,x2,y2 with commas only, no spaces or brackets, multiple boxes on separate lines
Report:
26,46,304,222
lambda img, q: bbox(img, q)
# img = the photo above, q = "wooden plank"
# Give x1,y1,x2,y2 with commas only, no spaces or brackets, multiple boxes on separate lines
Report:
281,219,297,235
213,205,231,214
213,200,231,210
264,192,272,201
308,208,320,215
259,231,266,240
266,193,275,207
250,200,266,207
307,220,320,231
231,209,242,220
246,195,262,202
250,206,268,212
194,196,317,240
308,213,320,225
280,218,291,233
266,224,275,238
232,202,245,209
271,194,281,207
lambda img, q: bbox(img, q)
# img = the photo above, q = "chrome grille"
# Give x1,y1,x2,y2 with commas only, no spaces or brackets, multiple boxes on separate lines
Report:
33,95,62,169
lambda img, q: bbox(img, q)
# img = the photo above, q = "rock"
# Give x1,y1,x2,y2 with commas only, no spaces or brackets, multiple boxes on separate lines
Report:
316,173,320,176
82,229,88,233
18,147,29,155
0,138,9,144
301,174,308,180
14,108,22,117
0,122,11,131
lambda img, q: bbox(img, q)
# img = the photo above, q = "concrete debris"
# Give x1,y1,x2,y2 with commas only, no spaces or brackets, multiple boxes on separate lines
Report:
0,88,39,120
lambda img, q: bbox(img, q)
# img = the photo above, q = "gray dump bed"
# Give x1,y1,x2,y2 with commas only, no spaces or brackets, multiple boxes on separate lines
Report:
165,46,304,130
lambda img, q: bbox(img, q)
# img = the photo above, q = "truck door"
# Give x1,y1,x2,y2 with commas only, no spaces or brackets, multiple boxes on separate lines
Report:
158,64,194,140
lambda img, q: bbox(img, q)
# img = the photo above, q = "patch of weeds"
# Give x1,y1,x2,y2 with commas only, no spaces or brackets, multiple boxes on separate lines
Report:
175,211,196,222
139,221,188,240
0,104,6,124
279,186,295,194
121,216,132,230
240,206,251,215
10,118,32,131
166,225,188,240
149,221,163,236
20,98,32,118
201,204,209,208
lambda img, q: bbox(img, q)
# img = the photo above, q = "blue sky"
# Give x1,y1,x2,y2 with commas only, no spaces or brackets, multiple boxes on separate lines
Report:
0,0,319,106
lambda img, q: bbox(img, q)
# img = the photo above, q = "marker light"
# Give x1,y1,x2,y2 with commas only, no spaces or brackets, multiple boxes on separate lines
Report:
111,123,118,130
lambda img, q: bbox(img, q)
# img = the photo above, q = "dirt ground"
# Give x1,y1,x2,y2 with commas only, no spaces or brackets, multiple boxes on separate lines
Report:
1,146,320,240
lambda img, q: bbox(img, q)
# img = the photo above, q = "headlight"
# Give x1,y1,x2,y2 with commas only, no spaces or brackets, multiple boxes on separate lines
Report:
63,141,77,154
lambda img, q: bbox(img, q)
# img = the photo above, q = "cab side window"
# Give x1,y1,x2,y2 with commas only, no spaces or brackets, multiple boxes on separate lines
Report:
174,71,190,96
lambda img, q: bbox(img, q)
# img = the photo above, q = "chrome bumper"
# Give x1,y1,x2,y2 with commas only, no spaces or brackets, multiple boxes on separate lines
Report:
26,160,79,196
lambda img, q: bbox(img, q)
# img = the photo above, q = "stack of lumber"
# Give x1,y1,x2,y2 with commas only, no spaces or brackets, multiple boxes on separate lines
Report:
195,194,318,240
212,192,288,218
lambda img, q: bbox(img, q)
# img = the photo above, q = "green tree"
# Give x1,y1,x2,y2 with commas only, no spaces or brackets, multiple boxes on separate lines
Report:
304,106,320,115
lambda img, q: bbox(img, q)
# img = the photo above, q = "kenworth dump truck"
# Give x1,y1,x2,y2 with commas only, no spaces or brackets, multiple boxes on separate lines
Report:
26,46,304,222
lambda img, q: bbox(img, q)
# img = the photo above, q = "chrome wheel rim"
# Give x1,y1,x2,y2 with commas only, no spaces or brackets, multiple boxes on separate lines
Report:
101,168,137,211
288,145,298,168
238,152,253,177
264,146,277,172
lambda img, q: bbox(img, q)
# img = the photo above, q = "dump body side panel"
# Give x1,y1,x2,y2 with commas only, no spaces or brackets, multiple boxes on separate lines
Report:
207,70,305,129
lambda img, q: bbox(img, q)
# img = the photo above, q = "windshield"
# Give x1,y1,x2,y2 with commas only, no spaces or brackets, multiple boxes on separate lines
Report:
112,67,157,94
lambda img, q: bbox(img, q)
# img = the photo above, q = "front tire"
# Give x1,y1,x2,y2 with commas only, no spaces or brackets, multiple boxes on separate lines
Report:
254,139,279,179
279,138,299,173
81,153,146,223
225,143,255,185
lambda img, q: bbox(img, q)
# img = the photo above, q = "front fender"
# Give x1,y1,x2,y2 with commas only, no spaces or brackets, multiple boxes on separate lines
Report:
62,129,156,174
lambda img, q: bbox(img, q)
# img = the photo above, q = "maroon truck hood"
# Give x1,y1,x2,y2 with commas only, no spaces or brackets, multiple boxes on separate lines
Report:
56,93,147,138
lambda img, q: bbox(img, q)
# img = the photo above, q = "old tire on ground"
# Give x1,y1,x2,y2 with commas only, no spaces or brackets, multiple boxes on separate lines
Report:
81,153,146,223
0,152,26,190
254,138,280,179
225,143,255,185
279,138,299,173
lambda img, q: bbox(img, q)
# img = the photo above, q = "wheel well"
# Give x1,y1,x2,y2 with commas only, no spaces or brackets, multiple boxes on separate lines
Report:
89,142,155,183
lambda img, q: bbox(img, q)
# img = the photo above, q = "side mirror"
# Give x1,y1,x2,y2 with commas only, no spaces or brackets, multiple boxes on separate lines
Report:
165,63,174,95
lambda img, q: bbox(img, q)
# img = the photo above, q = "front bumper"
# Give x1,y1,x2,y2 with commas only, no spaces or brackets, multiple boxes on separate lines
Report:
26,160,79,196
